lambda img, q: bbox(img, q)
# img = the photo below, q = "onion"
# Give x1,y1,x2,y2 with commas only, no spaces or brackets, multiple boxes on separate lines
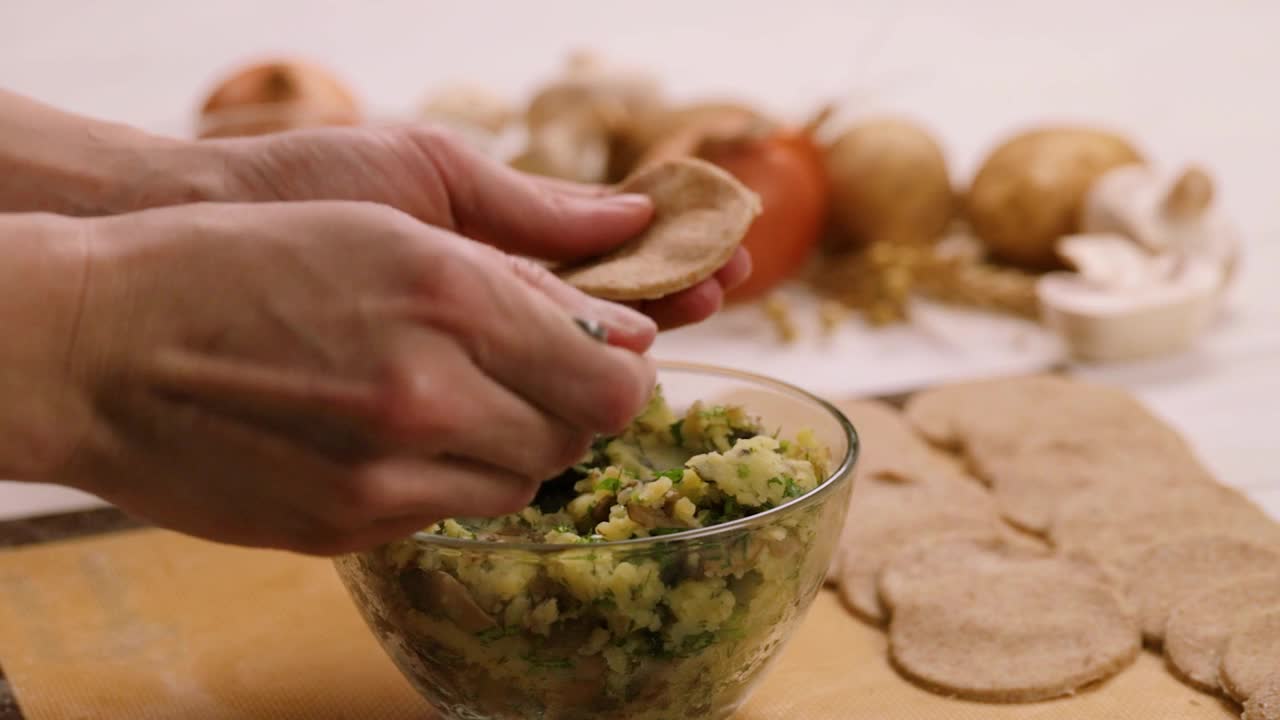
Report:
197,59,361,139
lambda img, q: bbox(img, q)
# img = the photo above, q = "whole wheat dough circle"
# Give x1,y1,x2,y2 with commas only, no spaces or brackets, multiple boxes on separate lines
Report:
878,534,1105,615
1223,609,1280,704
1122,534,1280,646
555,157,761,300
1244,673,1280,720
904,374,1212,534
1164,574,1280,692
1049,482,1276,567
834,471,1001,624
886,545,1140,703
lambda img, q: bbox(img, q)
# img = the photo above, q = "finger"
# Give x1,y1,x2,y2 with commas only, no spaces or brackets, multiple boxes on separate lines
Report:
413,129,654,261
421,243,657,435
501,252,657,353
326,456,541,538
528,174,612,198
373,330,595,478
714,247,753,292
630,278,726,331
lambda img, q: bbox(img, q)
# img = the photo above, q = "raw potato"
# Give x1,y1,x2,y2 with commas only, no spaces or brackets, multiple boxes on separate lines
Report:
555,158,761,300
966,127,1143,269
1244,673,1280,720
1164,574,1280,692
886,540,1140,703
1223,609,1280,705
824,117,955,247
1120,534,1280,645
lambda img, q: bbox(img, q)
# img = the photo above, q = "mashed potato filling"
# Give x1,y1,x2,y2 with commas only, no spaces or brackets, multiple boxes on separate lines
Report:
381,386,833,719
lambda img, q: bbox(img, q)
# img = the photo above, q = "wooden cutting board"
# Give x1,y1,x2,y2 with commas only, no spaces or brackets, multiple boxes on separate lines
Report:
0,525,1236,720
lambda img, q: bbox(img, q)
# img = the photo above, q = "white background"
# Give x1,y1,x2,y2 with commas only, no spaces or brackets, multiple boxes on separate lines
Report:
1,0,1277,518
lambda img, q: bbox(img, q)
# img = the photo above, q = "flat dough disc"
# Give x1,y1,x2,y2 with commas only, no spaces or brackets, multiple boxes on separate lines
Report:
1049,481,1278,568
1223,609,1280,705
1244,673,1280,720
1165,574,1280,692
555,157,761,300
832,456,1003,624
1121,534,1280,646
877,534,1075,614
886,539,1140,703
904,374,1211,534
834,399,967,483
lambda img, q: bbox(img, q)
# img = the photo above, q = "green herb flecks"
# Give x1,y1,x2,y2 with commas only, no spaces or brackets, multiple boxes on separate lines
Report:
669,419,685,447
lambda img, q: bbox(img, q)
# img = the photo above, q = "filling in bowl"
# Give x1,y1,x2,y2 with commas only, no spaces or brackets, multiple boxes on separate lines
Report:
347,387,843,719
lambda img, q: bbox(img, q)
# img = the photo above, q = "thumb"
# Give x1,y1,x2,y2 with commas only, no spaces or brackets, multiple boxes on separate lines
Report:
415,128,654,261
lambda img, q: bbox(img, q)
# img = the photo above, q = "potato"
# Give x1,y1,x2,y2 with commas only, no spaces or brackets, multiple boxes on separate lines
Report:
966,128,1143,269
824,117,955,248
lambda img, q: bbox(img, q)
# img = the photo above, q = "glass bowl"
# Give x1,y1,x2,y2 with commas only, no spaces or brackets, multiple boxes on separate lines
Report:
333,361,858,720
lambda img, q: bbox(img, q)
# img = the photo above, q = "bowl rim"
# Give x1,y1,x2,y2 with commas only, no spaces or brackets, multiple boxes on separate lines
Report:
405,359,859,554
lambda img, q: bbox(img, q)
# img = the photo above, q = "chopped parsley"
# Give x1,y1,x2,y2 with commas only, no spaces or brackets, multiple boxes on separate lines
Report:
475,625,522,644
654,468,685,484
669,419,685,446
783,477,802,498
597,476,621,493
736,464,751,479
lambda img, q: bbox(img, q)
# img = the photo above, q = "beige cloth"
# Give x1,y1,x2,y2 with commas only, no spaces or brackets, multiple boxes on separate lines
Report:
0,529,1235,719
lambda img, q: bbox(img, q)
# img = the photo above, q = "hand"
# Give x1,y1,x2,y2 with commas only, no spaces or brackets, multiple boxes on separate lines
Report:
39,201,657,555
210,125,752,329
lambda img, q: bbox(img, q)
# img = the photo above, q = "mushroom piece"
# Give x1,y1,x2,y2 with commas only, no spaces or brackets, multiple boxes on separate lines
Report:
511,51,664,183
1079,163,1240,292
399,568,496,633
1036,233,1223,362
419,84,519,159
1036,163,1241,362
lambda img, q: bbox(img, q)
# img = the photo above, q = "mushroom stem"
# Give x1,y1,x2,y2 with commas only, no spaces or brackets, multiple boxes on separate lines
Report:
1161,166,1214,221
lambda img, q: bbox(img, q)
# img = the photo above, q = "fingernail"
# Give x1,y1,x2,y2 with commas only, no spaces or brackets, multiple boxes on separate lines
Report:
602,302,658,342
603,193,653,211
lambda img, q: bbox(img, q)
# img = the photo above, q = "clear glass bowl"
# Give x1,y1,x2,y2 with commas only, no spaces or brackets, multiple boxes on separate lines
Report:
334,361,858,720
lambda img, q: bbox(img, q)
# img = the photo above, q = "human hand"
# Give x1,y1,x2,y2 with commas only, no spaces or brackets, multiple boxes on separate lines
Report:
209,125,752,329
44,201,657,554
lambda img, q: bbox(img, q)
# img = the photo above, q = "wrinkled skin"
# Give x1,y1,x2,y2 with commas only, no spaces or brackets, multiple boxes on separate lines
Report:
211,125,752,330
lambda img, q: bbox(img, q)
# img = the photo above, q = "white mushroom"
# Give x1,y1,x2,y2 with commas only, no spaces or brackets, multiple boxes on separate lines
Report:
418,84,528,161
1080,163,1240,291
510,51,664,183
1035,163,1241,362
1037,243,1221,362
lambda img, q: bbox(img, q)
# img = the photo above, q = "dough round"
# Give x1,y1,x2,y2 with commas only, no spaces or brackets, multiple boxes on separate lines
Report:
1049,481,1275,568
878,534,1085,615
1244,673,1280,720
1223,609,1280,705
555,157,760,300
903,374,1205,534
834,472,1001,624
886,540,1140,702
1122,534,1280,646
1164,574,1280,692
